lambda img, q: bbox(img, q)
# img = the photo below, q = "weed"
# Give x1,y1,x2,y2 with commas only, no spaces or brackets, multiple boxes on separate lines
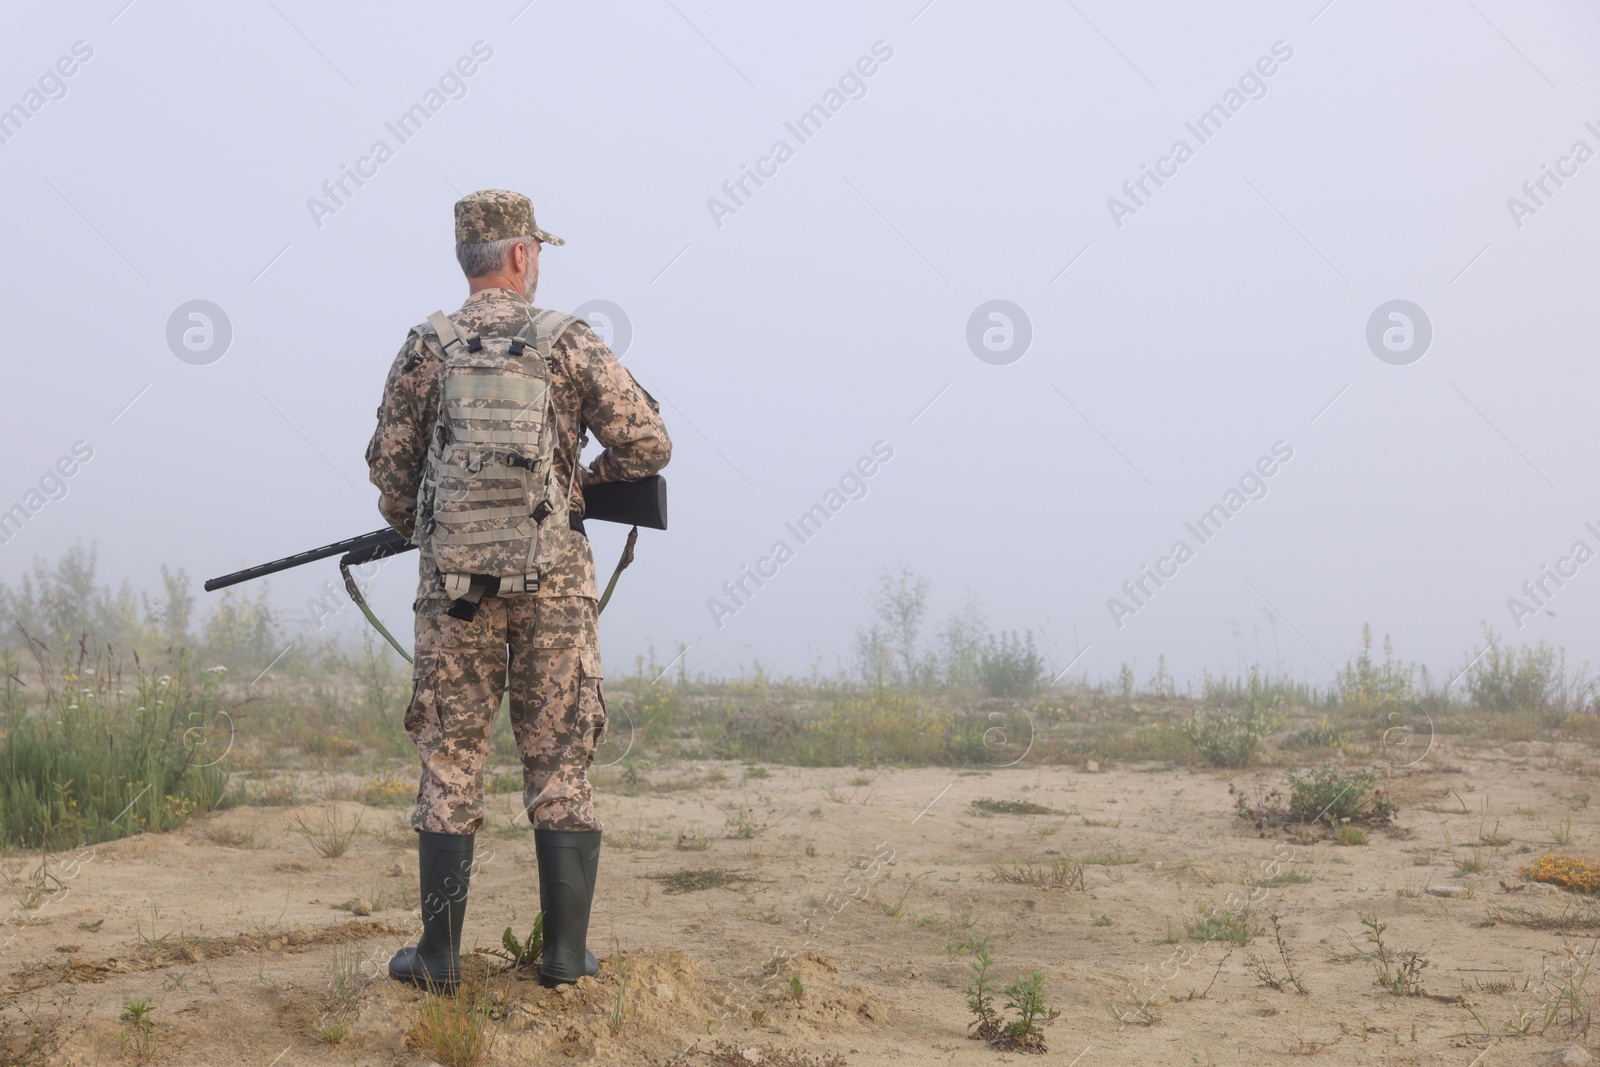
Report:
1258,869,1314,888
315,1016,349,1044
675,828,711,852
412,981,497,1066
879,871,930,919
0,995,83,1067
991,858,1085,891
290,806,363,859
1522,853,1600,895
609,959,630,1036
966,952,1056,1051
965,950,999,1040
117,999,156,1063
1337,825,1369,846
1337,625,1414,709
0,632,231,849
1000,972,1056,1050
1246,914,1308,994
357,776,413,807
1286,765,1396,827
1188,906,1254,946
1285,715,1350,751
971,797,1059,816
653,869,747,895
1359,912,1428,996
200,823,258,849
491,913,544,970
1182,667,1281,768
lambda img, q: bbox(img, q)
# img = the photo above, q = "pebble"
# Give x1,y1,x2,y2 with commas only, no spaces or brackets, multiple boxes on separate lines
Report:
741,1050,761,1065
352,899,373,916
1086,760,1100,773
651,983,673,1000
1562,1047,1593,1066
267,939,283,952
1425,885,1467,898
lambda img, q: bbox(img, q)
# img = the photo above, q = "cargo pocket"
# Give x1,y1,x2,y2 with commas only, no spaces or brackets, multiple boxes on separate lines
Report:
578,647,606,748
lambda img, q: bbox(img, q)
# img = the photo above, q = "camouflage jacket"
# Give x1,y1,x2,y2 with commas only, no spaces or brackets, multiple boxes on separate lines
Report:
365,287,671,601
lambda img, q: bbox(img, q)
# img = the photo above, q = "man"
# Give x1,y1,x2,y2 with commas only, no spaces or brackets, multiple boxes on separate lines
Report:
365,189,670,989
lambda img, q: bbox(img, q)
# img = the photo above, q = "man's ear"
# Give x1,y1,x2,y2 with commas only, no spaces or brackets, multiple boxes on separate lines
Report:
508,239,528,276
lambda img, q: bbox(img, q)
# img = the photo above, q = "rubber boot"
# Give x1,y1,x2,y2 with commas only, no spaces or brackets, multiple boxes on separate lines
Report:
535,828,601,986
389,830,475,991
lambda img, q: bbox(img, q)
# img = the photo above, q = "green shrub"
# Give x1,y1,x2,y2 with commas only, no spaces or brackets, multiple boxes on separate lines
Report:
1337,624,1414,710
1286,765,1395,827
1182,669,1280,768
1460,627,1589,712
979,631,1044,698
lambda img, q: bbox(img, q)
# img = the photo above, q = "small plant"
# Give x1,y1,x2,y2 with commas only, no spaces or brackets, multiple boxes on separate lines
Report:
358,776,413,807
491,913,544,969
412,981,497,1067
315,1016,349,1044
879,871,930,918
1229,778,1292,833
968,956,1057,1052
789,976,804,1004
609,967,629,1037
1286,765,1396,827
1285,715,1350,751
1182,667,1281,768
964,951,1001,1040
117,999,156,1063
991,858,1086,891
290,806,363,859
1246,914,1308,994
1522,853,1600,895
1360,912,1427,996
1337,625,1414,709
1337,825,1369,846
1001,972,1057,1050
971,797,1061,816
653,869,747,895
676,828,711,851
1188,906,1254,946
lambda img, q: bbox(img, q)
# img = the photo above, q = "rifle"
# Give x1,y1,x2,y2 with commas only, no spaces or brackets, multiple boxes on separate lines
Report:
204,476,667,662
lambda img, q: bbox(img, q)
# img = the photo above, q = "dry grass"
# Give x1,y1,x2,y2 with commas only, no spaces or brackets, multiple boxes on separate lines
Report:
991,858,1086,891
290,806,364,859
411,980,500,1066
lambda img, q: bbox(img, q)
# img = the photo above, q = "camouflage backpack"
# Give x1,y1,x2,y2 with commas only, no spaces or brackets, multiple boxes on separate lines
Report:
414,306,580,619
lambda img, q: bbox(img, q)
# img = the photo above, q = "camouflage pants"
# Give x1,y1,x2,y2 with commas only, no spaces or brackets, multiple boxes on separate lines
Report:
405,594,606,834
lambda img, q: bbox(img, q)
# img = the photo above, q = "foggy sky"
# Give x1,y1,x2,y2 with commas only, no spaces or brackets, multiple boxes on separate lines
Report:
2,0,1597,691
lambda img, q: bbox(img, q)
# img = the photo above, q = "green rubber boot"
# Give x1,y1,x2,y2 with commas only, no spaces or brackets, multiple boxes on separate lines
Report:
389,830,475,991
535,829,601,986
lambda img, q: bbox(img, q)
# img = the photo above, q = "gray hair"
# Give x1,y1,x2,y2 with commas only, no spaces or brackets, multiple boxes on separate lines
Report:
455,235,535,278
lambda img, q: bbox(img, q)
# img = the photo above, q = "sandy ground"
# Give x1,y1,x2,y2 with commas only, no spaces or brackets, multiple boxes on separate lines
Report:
3,740,1600,1066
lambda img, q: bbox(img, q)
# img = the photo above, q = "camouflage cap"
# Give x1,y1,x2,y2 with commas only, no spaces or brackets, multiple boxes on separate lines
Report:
453,189,565,246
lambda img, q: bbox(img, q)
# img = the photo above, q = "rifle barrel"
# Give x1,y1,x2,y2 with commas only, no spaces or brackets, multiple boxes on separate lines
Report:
203,528,406,592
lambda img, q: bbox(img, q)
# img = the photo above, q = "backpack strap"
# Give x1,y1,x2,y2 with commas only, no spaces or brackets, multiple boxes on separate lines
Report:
529,309,580,361
426,310,482,352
